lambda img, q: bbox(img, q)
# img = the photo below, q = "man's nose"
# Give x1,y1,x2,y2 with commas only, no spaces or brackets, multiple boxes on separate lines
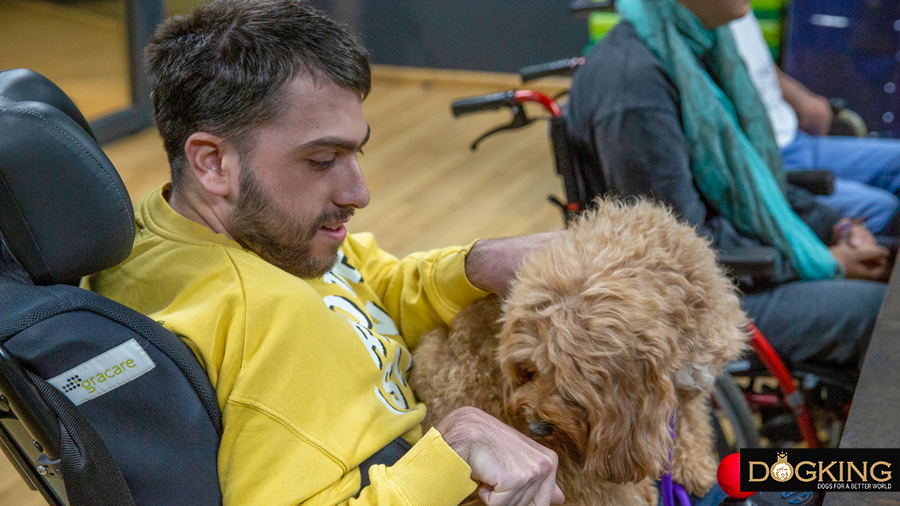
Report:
334,157,370,209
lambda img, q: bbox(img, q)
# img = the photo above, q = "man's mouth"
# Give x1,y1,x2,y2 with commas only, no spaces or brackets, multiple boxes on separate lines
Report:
317,209,354,231
316,223,347,245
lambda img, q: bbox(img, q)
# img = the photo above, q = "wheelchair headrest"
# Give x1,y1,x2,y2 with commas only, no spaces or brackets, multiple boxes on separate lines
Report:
0,69,96,141
0,69,134,286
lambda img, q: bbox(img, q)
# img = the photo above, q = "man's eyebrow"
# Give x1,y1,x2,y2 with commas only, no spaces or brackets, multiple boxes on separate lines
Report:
297,125,370,152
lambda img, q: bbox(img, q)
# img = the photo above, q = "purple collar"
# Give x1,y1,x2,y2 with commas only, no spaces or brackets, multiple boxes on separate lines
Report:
660,413,692,506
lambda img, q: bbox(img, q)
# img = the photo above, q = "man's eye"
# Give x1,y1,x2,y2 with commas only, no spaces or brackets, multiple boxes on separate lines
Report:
309,158,336,169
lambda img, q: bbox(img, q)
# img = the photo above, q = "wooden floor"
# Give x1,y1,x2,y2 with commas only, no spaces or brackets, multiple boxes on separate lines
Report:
1,3,571,503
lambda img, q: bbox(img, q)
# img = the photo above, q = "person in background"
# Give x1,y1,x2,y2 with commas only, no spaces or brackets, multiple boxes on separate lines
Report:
731,11,900,236
566,0,890,379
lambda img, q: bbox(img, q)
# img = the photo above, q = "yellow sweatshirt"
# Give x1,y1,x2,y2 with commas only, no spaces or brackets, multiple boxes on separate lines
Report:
84,184,484,506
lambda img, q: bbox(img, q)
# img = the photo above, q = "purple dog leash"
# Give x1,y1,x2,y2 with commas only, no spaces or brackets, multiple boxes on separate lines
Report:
661,413,692,506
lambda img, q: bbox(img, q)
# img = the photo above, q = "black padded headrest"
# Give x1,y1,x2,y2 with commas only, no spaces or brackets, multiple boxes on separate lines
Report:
0,74,134,286
0,69,96,141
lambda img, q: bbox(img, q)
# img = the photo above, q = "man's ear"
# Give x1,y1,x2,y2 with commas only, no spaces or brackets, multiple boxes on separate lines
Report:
184,132,239,197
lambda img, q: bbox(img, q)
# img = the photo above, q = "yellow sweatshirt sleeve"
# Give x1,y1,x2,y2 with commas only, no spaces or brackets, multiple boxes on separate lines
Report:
342,233,489,349
356,429,477,506
221,405,476,506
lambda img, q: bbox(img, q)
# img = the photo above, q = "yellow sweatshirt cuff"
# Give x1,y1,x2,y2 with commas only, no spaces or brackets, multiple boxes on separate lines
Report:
430,240,490,317
379,428,476,506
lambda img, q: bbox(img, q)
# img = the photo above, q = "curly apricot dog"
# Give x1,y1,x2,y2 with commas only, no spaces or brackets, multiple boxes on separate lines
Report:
410,198,749,506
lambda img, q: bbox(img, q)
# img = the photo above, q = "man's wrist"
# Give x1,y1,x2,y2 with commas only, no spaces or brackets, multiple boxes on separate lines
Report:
383,428,477,506
435,406,478,462
464,239,494,294
464,233,560,296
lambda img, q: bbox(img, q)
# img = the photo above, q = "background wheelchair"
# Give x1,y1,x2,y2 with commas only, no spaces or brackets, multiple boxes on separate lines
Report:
0,68,222,506
449,61,858,453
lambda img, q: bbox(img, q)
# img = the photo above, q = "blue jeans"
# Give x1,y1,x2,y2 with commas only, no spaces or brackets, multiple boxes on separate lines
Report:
782,131,900,234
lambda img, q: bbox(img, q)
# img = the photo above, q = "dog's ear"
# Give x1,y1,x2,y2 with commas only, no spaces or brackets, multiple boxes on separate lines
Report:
581,357,678,484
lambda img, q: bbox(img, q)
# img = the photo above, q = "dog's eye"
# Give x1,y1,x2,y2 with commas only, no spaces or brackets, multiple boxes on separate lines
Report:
514,362,537,384
528,419,554,437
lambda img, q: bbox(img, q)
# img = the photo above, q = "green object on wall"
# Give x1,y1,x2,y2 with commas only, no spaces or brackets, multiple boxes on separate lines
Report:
587,12,619,44
583,11,618,55
750,0,785,15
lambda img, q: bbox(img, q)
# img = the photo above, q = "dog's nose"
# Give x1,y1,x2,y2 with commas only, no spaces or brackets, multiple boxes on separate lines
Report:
528,419,554,437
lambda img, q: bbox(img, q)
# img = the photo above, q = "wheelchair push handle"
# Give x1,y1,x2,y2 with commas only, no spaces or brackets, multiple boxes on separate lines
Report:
451,90,564,150
519,57,585,83
451,91,519,117
451,90,563,118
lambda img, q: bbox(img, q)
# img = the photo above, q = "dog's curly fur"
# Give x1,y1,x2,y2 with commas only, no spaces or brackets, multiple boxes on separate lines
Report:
410,198,749,506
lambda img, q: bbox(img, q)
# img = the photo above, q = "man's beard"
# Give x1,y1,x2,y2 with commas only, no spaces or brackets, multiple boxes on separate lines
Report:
227,165,353,279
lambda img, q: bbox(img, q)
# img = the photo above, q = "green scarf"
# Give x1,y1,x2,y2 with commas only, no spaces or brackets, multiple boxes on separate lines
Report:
616,0,838,279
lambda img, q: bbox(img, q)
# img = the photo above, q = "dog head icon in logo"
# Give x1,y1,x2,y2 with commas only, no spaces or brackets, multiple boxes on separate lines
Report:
771,452,793,482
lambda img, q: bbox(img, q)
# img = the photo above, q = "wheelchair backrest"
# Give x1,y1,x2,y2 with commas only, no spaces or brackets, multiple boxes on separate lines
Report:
549,109,613,224
0,68,222,506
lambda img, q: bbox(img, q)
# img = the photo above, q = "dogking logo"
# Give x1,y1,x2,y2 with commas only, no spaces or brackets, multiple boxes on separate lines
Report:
48,339,155,405
741,448,899,492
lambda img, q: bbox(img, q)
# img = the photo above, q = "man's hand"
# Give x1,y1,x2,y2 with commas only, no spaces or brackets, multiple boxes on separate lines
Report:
844,222,878,249
437,407,565,506
465,232,561,297
829,230,890,282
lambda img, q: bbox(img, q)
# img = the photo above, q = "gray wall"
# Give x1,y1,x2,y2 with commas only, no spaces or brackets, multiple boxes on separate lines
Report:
311,1,590,73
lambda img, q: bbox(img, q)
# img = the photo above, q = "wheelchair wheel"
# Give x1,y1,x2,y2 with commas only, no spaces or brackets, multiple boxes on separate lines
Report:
710,374,760,458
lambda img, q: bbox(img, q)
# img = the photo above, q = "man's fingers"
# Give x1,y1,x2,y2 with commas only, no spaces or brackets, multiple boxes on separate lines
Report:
551,484,565,504
527,467,564,506
473,451,558,506
477,480,511,506
477,476,536,506
855,244,889,262
477,483,497,506
850,235,876,249
519,436,563,505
